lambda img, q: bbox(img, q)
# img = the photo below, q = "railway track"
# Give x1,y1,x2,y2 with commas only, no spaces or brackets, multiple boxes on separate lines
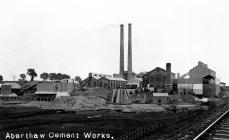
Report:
193,108,229,140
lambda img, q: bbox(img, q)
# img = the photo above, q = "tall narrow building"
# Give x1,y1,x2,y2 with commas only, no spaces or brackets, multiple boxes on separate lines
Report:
119,24,124,77
127,23,133,81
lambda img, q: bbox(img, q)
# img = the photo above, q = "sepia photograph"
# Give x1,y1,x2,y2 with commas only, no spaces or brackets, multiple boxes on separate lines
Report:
0,0,229,140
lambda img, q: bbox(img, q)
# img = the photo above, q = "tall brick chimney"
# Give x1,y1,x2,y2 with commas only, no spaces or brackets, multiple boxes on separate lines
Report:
166,63,172,84
119,24,124,77
127,23,133,81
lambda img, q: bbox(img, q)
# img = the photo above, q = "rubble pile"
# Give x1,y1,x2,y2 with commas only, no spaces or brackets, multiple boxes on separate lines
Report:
27,96,108,111
71,88,113,101
108,104,165,112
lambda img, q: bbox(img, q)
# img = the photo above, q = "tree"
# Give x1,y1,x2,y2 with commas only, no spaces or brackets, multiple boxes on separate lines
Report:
48,73,56,81
48,73,70,81
0,75,3,82
27,69,37,81
75,76,82,83
56,73,63,81
62,74,70,79
40,72,49,81
19,74,26,81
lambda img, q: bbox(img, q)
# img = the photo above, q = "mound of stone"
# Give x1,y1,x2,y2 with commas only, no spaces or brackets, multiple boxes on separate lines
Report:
27,96,108,111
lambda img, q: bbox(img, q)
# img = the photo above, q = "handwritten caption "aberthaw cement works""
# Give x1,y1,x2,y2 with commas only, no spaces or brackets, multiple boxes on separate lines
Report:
4,132,114,139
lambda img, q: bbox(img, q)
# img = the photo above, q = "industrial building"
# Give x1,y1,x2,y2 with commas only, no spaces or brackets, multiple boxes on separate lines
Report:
81,73,127,89
0,82,21,100
174,61,220,97
142,63,175,92
34,80,74,101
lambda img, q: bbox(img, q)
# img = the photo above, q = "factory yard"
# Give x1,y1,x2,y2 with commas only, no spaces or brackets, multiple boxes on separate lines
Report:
0,94,228,140
0,105,200,140
0,106,178,139
0,93,198,113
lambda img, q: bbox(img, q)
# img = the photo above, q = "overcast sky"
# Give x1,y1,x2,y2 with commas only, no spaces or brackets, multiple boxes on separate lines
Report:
0,0,229,84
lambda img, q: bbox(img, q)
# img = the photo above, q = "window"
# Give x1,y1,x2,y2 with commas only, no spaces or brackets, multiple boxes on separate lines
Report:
150,76,154,83
55,84,59,90
88,81,91,87
155,74,161,82
162,76,166,83
93,82,97,87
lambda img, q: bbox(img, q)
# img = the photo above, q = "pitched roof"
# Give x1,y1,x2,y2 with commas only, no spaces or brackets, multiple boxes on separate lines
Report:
144,67,175,76
146,67,167,75
128,77,142,82
99,76,127,82
0,93,18,97
35,91,56,94
1,82,21,89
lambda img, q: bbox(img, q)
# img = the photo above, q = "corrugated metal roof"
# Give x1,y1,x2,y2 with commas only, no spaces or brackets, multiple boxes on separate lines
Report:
177,78,203,84
0,93,18,97
35,91,57,94
1,83,21,89
101,77,127,82
56,92,70,98
153,93,169,97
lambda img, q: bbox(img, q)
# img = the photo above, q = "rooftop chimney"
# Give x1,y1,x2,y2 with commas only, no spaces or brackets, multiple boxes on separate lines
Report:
166,63,172,84
119,24,124,77
127,23,133,81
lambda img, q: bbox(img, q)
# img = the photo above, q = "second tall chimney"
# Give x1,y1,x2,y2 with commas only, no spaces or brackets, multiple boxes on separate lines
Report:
127,23,133,81
119,24,124,77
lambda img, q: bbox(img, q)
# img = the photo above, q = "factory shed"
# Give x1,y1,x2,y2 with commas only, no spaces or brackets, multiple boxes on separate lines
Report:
0,83,20,100
81,73,108,88
82,73,127,89
35,91,70,101
0,93,18,100
35,91,56,101
152,93,170,105
175,74,220,97
146,93,171,105
98,76,127,89
0,82,21,96
34,82,72,101
176,78,203,95
203,75,220,97
142,63,175,92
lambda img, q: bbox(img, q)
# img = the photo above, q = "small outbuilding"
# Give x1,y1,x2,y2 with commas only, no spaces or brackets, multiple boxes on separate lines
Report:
0,93,18,100
152,93,170,105
0,83,20,100
34,82,71,101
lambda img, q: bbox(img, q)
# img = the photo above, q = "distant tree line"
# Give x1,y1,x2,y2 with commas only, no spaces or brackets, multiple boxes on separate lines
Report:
40,72,70,81
1,68,82,82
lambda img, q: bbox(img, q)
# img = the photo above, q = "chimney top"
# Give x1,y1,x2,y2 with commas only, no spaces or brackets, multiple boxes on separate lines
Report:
166,63,171,66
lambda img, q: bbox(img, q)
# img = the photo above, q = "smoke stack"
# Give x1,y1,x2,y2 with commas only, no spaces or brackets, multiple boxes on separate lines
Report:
127,23,133,80
166,63,172,84
119,24,124,77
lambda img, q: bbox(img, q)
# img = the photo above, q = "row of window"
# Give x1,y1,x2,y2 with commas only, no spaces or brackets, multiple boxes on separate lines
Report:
148,74,167,83
88,81,125,88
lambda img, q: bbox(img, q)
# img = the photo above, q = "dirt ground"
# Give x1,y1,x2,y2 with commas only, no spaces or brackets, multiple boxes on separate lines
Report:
0,106,183,140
